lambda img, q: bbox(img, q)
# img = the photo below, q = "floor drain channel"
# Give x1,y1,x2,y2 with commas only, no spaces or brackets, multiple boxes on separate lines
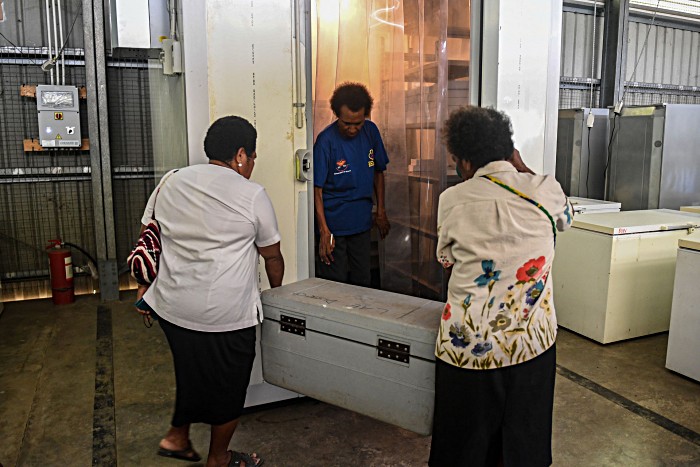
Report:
93,305,117,464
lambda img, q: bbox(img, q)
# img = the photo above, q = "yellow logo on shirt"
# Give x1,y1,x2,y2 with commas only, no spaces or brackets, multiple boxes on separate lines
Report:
368,149,375,167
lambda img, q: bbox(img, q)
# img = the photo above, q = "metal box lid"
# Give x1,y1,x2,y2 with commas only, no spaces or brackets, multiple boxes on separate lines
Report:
572,210,700,235
261,278,441,352
569,197,621,213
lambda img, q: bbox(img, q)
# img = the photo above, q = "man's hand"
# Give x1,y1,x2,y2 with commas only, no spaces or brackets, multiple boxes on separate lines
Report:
376,211,391,239
509,149,535,174
318,229,335,265
373,171,390,238
314,187,335,266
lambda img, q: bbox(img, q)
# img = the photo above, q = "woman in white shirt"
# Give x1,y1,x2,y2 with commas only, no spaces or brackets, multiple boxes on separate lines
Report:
136,116,282,467
429,107,572,467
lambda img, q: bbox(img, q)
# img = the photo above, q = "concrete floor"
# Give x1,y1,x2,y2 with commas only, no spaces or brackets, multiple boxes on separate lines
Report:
1,294,699,466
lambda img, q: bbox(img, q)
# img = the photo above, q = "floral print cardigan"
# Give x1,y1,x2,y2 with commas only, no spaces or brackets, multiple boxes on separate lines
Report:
435,161,573,370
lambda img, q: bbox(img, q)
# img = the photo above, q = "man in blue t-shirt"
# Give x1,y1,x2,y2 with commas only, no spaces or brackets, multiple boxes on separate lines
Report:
313,83,390,287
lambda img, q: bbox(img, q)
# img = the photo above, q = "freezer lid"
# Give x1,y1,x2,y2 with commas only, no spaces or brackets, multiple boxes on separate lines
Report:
572,210,700,235
679,206,700,215
656,208,700,219
261,278,441,348
679,232,700,251
569,197,621,213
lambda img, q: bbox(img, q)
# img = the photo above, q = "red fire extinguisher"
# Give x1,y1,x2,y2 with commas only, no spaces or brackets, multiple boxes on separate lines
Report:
46,239,75,305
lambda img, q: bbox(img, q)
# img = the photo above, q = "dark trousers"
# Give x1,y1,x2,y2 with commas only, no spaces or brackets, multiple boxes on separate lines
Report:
316,229,371,287
429,344,556,467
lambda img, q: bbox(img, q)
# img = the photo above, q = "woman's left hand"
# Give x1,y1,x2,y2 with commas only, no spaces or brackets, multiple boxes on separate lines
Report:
135,285,149,315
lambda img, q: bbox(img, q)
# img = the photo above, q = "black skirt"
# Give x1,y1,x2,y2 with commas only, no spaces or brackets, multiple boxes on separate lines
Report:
429,344,556,467
159,317,256,426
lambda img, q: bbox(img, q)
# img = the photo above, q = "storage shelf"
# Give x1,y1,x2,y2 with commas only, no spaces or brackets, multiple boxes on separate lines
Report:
393,218,438,239
405,60,469,83
405,53,437,62
384,169,410,178
405,122,437,129
385,171,443,180
407,173,461,183
385,171,454,181
403,26,470,39
384,3,468,301
447,26,470,38
385,262,441,293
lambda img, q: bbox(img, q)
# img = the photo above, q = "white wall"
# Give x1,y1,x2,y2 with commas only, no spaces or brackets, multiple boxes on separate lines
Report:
181,0,209,165
181,0,311,286
481,0,563,175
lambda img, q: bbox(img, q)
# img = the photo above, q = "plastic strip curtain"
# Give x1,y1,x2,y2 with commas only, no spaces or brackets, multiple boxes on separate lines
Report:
418,0,449,298
313,0,412,293
313,0,406,135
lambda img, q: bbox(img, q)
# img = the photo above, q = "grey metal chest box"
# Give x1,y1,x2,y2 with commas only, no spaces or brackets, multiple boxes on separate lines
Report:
261,278,442,435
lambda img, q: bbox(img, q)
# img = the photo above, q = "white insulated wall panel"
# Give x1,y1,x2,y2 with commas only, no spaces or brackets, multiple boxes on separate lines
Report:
481,0,563,175
208,0,298,394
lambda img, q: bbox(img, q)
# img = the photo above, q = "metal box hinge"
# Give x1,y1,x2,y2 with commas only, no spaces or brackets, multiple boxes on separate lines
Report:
377,338,410,364
280,314,306,336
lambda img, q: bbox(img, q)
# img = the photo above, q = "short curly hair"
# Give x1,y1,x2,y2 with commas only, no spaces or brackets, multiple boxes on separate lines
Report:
204,116,257,163
330,82,373,117
444,106,514,169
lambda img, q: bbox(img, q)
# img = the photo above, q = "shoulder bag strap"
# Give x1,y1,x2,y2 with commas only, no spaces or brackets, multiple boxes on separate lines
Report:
480,174,557,246
151,169,179,221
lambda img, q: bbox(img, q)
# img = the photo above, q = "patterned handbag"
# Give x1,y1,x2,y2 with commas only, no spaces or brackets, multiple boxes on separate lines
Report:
127,170,178,285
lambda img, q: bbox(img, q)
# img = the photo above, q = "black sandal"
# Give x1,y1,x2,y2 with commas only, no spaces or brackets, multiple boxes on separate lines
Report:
229,450,264,466
157,440,202,462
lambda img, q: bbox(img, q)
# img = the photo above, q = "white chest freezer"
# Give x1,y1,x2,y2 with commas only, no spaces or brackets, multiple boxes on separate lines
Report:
666,233,700,381
260,278,441,435
569,197,621,214
681,206,700,215
552,210,700,343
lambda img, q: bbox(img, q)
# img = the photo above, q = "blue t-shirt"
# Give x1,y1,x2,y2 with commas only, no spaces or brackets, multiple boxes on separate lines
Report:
313,120,389,236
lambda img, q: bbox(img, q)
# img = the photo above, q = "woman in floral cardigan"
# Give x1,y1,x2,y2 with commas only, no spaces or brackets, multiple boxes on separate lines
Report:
429,107,573,467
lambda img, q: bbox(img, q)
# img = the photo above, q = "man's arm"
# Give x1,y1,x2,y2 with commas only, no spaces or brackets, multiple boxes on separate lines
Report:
373,171,390,239
509,148,535,174
314,187,334,265
257,242,284,288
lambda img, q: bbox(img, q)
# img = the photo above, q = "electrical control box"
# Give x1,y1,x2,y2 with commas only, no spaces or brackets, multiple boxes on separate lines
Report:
36,85,81,148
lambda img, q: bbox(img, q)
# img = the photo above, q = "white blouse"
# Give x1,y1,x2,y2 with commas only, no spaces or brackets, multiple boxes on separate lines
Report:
141,164,281,332
435,161,572,369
